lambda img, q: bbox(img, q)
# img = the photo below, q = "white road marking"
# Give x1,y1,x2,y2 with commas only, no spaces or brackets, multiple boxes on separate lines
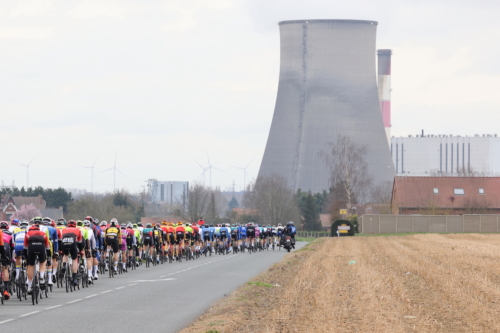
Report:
85,294,98,298
45,305,62,310
20,311,40,317
0,319,15,324
115,286,125,290
129,278,176,282
101,290,112,293
67,299,82,304
128,283,137,286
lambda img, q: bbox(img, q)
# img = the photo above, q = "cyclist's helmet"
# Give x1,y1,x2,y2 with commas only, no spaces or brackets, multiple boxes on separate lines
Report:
93,218,99,225
28,224,40,231
289,221,294,226
278,223,282,227
76,220,84,227
85,216,94,224
19,220,29,228
11,219,19,226
32,216,42,225
110,218,118,226
185,223,191,227
42,217,51,225
120,224,126,230
0,221,9,229
126,222,133,228
177,222,183,226
68,220,77,227
137,222,143,227
56,219,65,226
83,220,91,227
146,223,152,228
100,221,107,227
133,224,138,228
161,221,168,225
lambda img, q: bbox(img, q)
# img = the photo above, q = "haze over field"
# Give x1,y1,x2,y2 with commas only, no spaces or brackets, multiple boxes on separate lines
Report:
1,0,498,193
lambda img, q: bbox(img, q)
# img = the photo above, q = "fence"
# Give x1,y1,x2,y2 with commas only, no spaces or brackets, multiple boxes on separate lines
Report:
297,231,330,238
360,214,500,234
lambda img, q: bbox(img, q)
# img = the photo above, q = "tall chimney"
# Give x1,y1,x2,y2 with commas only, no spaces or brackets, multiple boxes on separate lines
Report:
377,49,392,145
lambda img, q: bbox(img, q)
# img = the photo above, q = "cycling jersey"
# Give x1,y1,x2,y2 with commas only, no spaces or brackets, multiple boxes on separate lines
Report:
219,227,230,240
239,226,246,239
61,227,83,260
142,228,155,247
1,229,13,264
24,228,50,265
13,227,28,257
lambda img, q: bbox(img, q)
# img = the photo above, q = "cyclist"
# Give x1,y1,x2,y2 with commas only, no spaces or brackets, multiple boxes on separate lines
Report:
24,223,51,294
83,219,96,283
86,216,102,280
9,219,19,233
54,219,67,279
125,222,136,269
191,222,201,256
175,222,185,260
254,224,260,249
142,223,155,262
132,224,142,266
219,224,230,254
104,218,121,274
238,223,247,250
165,222,176,259
60,220,84,286
246,223,256,249
184,223,194,259
43,217,59,287
285,221,297,249
0,222,13,299
120,224,129,272
13,220,29,282
201,225,212,254
152,224,162,264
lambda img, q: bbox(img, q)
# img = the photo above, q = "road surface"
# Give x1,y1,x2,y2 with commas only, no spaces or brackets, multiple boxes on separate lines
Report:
0,243,305,332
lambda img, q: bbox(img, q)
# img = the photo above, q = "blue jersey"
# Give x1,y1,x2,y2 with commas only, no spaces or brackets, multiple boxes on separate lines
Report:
202,227,213,241
47,226,59,252
239,226,246,238
220,227,230,240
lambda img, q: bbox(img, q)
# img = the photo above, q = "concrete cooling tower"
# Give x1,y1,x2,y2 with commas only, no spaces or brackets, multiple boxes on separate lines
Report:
258,19,395,193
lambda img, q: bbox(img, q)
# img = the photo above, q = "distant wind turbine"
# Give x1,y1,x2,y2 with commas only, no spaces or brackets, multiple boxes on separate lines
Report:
206,153,223,188
100,152,125,192
79,156,99,192
193,159,209,185
13,156,37,188
231,158,254,192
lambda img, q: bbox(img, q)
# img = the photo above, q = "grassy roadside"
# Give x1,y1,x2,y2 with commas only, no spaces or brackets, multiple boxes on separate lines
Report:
180,239,323,333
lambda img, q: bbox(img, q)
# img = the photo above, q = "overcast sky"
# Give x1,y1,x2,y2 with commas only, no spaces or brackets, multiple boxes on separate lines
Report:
1,0,499,193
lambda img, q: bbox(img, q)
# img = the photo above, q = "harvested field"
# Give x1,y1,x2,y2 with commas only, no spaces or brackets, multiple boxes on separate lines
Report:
181,234,500,333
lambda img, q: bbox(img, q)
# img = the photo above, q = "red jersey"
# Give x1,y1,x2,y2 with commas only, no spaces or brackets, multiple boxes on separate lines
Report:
24,228,50,249
61,226,83,243
191,225,199,235
175,226,185,233
166,226,175,234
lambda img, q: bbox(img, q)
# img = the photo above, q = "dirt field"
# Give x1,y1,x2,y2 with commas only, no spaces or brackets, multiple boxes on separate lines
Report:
181,234,500,333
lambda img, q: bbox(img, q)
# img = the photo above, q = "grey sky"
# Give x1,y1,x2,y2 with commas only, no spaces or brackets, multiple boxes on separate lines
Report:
1,0,498,193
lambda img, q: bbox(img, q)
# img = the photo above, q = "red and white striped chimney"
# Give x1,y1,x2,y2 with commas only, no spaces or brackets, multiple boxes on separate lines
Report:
377,49,392,145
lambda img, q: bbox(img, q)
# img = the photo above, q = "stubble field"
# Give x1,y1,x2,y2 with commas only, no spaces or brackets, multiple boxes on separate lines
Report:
182,234,500,333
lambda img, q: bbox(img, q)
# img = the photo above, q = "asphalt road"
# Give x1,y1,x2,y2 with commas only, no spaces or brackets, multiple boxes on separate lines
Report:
0,242,305,332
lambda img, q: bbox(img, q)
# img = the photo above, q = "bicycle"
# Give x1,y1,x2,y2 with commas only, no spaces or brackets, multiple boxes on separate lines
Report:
31,262,40,305
79,256,88,289
17,257,27,301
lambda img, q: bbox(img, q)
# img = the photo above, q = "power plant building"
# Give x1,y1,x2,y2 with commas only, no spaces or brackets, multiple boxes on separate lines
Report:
147,179,188,206
258,19,395,193
391,134,500,176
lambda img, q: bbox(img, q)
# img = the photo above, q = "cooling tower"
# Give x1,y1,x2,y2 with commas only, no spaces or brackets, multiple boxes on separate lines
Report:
258,19,395,193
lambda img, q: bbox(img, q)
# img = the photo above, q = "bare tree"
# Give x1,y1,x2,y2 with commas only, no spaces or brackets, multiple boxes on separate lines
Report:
244,174,300,226
185,183,210,222
320,135,373,209
11,204,41,221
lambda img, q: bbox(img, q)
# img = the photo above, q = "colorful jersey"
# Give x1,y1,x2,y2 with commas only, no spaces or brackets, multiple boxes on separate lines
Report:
24,228,50,249
105,226,122,244
61,227,83,244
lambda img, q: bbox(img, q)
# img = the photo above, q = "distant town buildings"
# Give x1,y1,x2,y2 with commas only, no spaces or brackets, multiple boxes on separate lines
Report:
147,179,188,206
0,194,63,220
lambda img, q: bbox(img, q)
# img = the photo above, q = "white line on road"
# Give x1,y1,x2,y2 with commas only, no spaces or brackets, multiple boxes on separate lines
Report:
67,299,82,304
101,290,112,293
128,283,137,286
85,294,98,298
20,311,40,317
0,319,15,324
46,305,62,310
115,286,125,290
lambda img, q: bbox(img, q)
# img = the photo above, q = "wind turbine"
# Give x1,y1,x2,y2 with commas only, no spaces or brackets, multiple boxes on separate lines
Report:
231,158,254,192
100,152,125,192
193,159,208,185
13,156,37,188
206,153,223,188
79,156,99,192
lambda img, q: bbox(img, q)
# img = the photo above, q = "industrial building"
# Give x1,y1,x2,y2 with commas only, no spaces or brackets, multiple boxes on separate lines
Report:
391,134,500,176
147,179,188,206
258,19,395,193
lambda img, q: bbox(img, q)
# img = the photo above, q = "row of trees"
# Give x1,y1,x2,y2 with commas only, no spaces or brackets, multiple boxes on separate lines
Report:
0,186,74,212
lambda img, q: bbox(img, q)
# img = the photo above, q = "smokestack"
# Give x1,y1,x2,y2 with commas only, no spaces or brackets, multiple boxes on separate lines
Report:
377,49,392,145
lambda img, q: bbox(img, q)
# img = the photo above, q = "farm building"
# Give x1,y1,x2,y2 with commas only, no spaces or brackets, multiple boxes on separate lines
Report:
391,176,500,215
